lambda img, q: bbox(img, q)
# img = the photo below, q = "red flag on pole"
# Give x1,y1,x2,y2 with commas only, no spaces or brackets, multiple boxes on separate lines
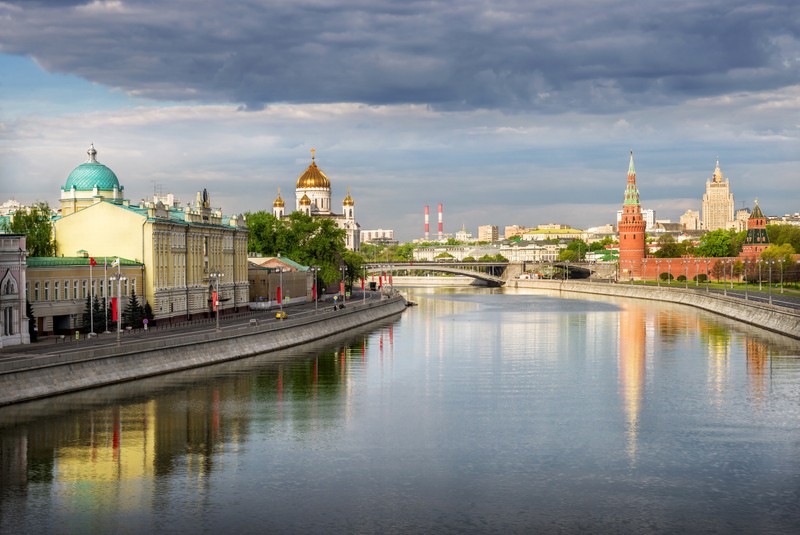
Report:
277,286,282,305
311,283,316,300
112,297,118,321
339,281,345,295
212,291,218,312
89,257,97,267
361,277,365,290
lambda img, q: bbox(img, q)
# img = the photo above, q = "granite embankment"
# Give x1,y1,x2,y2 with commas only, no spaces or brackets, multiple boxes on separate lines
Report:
511,279,800,340
0,295,407,406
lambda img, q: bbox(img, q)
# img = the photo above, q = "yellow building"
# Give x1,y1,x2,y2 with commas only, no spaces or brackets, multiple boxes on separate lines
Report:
53,146,249,322
701,159,735,231
26,256,143,335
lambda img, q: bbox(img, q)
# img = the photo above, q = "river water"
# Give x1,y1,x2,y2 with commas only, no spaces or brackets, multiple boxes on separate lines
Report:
2,287,800,534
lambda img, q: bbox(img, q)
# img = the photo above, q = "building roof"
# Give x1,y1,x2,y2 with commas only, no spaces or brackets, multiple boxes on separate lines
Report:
247,255,309,272
27,256,142,267
63,144,121,192
296,149,331,189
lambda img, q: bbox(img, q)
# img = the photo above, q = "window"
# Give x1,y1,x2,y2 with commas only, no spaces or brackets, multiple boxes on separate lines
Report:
44,281,50,301
34,281,40,301
82,280,87,299
63,280,69,300
73,280,79,299
54,281,60,301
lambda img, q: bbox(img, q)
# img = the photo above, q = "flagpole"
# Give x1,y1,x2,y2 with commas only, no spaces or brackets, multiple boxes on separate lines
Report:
89,260,94,335
104,257,109,333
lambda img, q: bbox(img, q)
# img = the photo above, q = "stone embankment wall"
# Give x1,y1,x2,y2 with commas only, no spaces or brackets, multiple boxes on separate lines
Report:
511,279,800,340
0,296,407,406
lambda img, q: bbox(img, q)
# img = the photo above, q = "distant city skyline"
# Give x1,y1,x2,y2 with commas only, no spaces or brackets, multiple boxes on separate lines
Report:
1,1,797,241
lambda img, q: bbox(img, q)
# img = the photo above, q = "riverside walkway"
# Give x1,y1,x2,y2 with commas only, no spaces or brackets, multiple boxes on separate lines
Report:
0,290,387,365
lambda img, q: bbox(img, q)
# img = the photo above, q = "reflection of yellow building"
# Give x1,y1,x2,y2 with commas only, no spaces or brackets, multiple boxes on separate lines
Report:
619,303,646,463
703,324,731,401
54,146,249,321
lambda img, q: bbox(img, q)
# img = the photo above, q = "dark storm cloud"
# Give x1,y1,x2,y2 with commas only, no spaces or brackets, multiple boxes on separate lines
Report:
1,0,797,112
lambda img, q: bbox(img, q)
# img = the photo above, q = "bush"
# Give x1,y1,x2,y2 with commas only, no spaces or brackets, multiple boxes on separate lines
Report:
693,274,708,283
677,275,687,282
659,272,674,281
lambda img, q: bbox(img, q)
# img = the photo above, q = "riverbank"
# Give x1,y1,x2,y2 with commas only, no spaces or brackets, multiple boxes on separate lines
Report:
0,294,407,406
511,279,800,340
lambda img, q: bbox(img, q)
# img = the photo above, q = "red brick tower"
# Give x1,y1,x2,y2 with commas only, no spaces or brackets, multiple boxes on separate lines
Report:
740,199,769,259
618,151,646,278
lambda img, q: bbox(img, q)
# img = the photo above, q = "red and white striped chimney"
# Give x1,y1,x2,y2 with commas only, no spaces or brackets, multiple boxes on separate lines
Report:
424,205,430,240
438,203,443,240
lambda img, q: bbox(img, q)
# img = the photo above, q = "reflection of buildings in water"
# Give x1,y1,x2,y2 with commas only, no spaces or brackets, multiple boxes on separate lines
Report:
746,337,769,403
0,429,28,490
618,302,647,464
702,324,731,403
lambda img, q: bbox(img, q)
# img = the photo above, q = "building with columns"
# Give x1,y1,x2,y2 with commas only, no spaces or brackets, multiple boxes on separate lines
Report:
701,159,735,231
272,149,361,251
53,145,249,323
617,152,646,278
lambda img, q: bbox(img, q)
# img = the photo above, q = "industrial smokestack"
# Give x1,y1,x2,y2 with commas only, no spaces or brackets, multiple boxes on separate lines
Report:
424,205,430,241
438,203,443,240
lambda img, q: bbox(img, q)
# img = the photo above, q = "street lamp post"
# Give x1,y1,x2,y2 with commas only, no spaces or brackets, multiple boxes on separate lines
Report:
656,259,661,287
667,259,672,286
109,273,128,346
363,265,367,304
722,260,728,297
642,257,648,284
694,259,700,287
683,258,689,289
743,259,749,300
340,265,347,304
758,260,763,290
768,260,773,305
209,271,223,331
310,266,319,314
779,258,785,294
705,259,710,292
277,268,286,315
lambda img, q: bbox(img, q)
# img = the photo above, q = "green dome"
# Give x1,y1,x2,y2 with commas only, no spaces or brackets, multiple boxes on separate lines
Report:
63,145,121,192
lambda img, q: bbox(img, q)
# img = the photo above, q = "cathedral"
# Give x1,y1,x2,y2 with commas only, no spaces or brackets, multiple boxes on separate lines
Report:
272,149,361,251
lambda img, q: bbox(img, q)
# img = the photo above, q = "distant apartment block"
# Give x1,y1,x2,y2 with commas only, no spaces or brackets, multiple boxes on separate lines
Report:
478,225,499,242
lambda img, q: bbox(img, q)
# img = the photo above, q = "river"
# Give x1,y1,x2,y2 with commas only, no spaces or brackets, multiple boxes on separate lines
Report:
2,287,799,534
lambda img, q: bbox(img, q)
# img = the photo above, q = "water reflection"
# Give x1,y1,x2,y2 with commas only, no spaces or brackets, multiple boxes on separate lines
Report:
618,302,647,463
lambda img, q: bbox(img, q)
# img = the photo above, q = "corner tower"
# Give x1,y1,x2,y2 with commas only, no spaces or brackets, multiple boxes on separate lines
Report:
740,199,769,259
618,151,646,278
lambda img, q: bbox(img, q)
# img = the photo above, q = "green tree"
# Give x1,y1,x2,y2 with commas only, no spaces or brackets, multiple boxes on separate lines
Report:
2,202,55,257
653,234,685,258
143,302,155,325
767,224,800,251
124,288,145,328
558,249,578,262
760,244,796,282
694,229,734,258
589,236,615,252
26,300,37,342
462,256,476,262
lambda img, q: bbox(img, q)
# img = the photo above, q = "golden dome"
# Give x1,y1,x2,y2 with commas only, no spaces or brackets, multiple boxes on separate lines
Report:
299,193,312,206
273,187,285,208
296,148,331,189
343,186,354,206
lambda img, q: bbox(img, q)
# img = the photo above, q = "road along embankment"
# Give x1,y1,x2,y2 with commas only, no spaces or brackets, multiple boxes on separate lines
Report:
0,295,407,406
510,279,800,340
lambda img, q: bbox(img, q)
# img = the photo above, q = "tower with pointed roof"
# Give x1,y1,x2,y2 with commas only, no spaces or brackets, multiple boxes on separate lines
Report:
740,199,769,259
701,159,735,231
272,187,285,219
618,152,646,278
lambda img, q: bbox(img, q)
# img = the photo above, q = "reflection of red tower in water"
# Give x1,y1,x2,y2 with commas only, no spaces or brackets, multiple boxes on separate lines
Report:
618,152,646,278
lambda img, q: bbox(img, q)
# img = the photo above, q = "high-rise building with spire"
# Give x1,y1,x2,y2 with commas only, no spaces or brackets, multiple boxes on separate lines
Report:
618,152,646,278
701,159,735,231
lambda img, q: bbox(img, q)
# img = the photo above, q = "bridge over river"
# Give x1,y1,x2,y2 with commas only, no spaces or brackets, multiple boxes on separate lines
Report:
364,261,618,286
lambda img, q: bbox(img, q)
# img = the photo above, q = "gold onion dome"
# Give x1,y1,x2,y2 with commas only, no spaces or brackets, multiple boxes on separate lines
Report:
343,186,354,206
299,193,312,206
273,188,285,207
296,148,331,189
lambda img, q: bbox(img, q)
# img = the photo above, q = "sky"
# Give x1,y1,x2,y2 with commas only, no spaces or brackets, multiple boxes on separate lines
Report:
0,0,798,242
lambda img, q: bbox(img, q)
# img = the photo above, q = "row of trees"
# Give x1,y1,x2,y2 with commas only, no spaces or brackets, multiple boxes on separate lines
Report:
80,289,154,333
1,202,55,257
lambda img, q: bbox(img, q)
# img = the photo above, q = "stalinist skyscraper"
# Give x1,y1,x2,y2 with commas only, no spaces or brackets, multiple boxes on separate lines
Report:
701,159,735,231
